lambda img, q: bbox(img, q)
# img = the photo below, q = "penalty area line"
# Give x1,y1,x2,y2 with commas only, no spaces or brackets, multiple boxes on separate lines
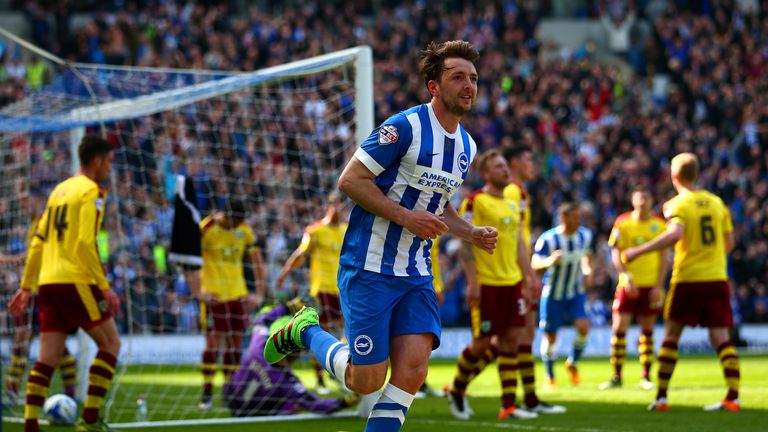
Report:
108,410,358,428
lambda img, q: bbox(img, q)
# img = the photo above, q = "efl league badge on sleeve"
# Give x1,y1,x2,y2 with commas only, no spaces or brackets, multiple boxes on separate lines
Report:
378,125,399,145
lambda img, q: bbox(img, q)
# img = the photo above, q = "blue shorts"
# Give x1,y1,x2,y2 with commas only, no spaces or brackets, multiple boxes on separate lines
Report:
338,264,441,365
539,293,588,333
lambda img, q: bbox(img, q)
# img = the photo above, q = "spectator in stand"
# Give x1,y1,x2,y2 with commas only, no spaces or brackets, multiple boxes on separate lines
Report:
0,1,766,333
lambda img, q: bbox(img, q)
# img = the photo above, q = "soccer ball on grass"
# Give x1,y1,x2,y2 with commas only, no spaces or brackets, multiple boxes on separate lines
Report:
43,394,78,425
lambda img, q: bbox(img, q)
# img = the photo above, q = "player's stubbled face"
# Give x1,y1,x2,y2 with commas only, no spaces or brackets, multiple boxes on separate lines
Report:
438,57,478,116
484,155,511,189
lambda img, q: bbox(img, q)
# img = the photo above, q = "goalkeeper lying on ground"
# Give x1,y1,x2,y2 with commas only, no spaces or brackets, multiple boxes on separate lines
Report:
223,301,358,416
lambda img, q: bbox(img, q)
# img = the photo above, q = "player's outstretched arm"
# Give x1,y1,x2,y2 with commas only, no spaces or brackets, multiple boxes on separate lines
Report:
582,253,595,289
532,250,561,272
338,157,448,239
0,252,25,264
624,224,682,262
276,244,308,291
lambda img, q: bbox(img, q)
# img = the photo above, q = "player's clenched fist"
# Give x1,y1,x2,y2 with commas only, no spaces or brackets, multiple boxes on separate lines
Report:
471,226,498,253
405,210,449,240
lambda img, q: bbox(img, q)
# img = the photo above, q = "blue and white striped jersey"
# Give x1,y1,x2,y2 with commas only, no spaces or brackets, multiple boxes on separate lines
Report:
533,225,594,300
340,103,477,276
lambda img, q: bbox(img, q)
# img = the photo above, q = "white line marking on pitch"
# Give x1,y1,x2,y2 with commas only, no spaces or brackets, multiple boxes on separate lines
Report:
410,418,629,432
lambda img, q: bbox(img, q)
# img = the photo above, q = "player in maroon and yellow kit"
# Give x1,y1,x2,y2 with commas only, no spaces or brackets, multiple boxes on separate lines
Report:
276,192,347,394
600,187,668,391
504,146,566,411
447,150,538,421
196,199,266,410
449,145,565,414
625,153,741,412
9,135,120,432
5,198,78,404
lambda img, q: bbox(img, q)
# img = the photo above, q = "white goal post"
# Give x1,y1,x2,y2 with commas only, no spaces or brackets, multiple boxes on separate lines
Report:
0,34,372,427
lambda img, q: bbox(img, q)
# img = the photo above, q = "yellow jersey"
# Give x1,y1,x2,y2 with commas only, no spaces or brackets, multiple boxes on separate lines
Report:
608,212,666,287
23,217,41,291
664,190,732,283
21,175,109,292
200,215,257,302
297,221,346,296
430,237,442,294
503,182,531,252
459,190,523,286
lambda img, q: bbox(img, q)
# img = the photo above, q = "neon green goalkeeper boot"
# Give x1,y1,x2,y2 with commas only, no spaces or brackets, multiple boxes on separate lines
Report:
263,306,319,364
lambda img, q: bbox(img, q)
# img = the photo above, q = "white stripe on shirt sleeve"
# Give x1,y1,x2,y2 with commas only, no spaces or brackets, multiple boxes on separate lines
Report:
354,147,386,176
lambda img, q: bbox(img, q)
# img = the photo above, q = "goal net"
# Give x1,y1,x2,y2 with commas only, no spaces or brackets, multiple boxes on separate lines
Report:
0,41,372,425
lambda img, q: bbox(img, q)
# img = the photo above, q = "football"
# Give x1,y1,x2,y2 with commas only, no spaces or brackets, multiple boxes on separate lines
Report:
42,394,78,425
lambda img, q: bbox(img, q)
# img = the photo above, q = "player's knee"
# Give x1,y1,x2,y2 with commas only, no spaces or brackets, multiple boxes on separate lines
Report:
349,373,386,395
409,362,429,385
98,335,121,356
576,320,590,335
469,337,492,354
390,359,428,391
346,363,387,394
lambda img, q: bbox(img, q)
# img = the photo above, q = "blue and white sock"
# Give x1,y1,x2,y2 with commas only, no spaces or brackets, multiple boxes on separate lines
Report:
365,383,414,432
568,333,588,365
302,325,350,389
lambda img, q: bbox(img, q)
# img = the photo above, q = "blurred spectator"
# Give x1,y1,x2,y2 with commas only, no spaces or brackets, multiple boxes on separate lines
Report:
599,0,637,58
0,0,766,333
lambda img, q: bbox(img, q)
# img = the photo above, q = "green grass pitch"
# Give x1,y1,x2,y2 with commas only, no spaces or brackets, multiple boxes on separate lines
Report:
3,354,766,431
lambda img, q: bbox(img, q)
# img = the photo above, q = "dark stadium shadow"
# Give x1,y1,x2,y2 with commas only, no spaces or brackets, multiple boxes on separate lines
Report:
405,396,766,432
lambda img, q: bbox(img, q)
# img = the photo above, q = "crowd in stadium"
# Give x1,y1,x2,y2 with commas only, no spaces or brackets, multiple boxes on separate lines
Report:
1,0,767,334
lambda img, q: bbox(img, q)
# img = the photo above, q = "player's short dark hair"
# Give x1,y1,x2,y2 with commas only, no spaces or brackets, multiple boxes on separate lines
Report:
226,198,248,219
502,145,533,162
78,135,113,167
419,40,480,89
558,201,578,218
631,184,650,195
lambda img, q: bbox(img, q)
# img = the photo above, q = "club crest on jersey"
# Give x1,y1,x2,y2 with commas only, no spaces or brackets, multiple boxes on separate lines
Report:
457,152,469,173
481,320,491,333
378,125,399,145
354,335,373,356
